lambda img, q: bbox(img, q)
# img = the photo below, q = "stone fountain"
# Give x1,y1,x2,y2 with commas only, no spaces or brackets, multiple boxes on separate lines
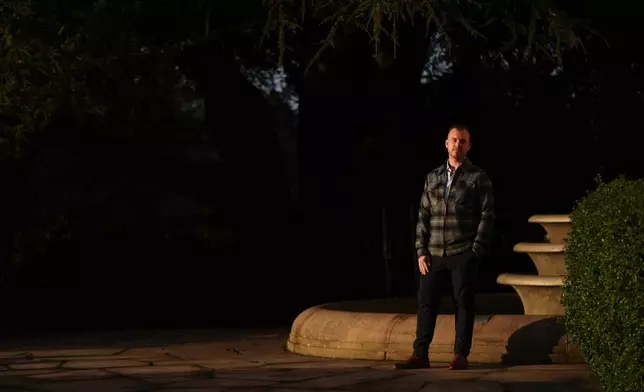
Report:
496,215,570,316
285,214,582,364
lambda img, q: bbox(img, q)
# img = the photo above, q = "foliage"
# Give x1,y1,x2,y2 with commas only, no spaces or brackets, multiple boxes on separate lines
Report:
563,177,644,392
0,0,594,155
0,0,296,157
261,0,591,70
0,0,183,155
0,0,63,156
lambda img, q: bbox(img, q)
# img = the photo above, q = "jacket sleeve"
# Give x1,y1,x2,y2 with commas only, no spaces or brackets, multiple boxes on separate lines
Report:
472,171,495,258
415,175,431,258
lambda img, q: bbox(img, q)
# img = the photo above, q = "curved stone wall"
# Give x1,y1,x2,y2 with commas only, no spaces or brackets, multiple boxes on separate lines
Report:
286,295,582,364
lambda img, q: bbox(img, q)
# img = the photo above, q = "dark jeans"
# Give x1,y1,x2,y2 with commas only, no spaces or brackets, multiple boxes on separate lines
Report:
412,250,478,358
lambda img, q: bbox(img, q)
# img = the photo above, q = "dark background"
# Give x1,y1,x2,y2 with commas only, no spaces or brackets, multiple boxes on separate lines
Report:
0,0,643,333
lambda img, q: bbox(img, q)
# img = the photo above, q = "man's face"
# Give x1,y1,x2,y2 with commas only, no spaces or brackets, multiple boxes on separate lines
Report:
445,128,471,161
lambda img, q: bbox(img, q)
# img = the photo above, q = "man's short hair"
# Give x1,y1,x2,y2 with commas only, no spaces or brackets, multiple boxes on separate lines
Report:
447,124,470,139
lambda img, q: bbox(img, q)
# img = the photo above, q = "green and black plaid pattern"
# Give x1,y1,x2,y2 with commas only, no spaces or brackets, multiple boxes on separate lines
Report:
415,158,495,258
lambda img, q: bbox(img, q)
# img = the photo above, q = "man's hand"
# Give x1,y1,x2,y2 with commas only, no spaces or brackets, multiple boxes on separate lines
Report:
418,255,431,275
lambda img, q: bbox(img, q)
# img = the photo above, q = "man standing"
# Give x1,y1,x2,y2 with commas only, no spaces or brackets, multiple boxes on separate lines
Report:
395,125,495,370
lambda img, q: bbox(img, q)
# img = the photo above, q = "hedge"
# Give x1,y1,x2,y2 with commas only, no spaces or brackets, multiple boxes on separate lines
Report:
563,178,644,392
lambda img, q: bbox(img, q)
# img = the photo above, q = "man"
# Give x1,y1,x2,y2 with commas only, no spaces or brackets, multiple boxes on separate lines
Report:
395,125,495,370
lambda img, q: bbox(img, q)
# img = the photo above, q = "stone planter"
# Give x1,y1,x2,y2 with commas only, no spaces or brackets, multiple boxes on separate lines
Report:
497,215,570,316
496,274,564,315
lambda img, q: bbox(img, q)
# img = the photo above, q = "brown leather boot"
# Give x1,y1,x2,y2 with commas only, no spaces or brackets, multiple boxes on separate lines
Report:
393,355,430,370
448,354,468,370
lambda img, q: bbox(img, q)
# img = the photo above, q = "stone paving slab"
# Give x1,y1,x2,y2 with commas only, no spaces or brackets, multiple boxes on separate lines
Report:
421,382,504,392
1,368,60,377
189,359,266,369
285,368,402,389
63,359,150,369
361,373,430,391
0,352,28,360
38,377,148,392
28,368,115,381
0,328,602,392
22,348,126,358
7,362,61,370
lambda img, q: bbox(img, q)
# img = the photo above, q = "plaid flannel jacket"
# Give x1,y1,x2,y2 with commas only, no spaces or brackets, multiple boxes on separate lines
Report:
415,158,495,258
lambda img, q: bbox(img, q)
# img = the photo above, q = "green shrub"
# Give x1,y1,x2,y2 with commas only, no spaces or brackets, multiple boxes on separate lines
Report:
563,178,644,392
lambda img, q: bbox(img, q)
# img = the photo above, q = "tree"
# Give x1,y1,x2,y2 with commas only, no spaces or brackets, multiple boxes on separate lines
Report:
262,0,587,69
0,0,597,304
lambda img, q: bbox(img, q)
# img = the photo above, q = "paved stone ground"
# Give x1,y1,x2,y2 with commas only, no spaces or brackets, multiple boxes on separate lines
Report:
0,329,602,392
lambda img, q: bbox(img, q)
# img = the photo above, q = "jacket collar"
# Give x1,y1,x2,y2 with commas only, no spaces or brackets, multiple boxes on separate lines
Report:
438,157,472,175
